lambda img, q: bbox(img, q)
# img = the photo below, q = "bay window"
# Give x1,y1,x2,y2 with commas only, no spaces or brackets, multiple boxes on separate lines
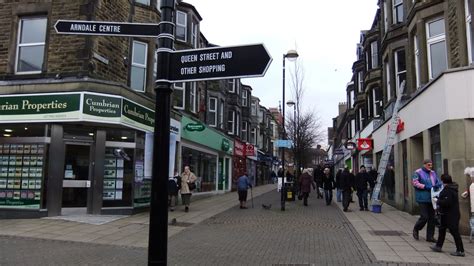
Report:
176,11,187,42
426,18,447,79
395,49,406,95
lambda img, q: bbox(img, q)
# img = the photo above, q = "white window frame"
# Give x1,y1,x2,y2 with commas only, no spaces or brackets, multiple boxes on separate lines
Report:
229,79,236,93
384,1,389,32
251,100,257,115
426,18,447,79
131,41,148,92
219,100,224,129
350,90,355,108
371,41,378,68
359,108,364,129
176,11,187,42
208,97,217,127
173,82,185,110
372,88,381,118
136,0,150,5
191,22,198,48
242,90,248,106
414,35,421,88
393,0,404,24
358,72,363,92
394,49,406,97
227,110,235,135
385,62,392,100
242,121,248,142
190,82,197,113
350,119,356,138
236,112,240,137
15,17,47,74
466,0,473,64
251,128,257,145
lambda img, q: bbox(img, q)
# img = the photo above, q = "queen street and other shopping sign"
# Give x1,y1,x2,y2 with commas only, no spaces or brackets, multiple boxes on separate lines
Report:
168,44,272,82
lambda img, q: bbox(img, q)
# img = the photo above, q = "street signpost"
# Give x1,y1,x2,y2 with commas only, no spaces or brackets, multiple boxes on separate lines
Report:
168,44,272,82
54,15,273,265
54,20,159,37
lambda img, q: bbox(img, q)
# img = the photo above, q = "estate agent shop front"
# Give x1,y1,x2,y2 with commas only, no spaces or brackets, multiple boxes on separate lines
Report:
0,91,180,218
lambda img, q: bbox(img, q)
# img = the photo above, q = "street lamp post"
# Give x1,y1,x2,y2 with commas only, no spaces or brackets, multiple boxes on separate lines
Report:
286,100,297,180
281,49,298,211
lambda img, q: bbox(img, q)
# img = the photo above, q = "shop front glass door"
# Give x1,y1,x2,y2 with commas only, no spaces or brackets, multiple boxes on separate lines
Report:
62,144,90,208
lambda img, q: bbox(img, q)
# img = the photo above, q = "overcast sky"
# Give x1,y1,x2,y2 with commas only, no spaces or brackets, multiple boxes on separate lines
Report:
187,0,379,144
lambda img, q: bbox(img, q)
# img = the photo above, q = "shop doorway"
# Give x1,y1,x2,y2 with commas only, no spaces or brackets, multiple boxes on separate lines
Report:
62,144,92,214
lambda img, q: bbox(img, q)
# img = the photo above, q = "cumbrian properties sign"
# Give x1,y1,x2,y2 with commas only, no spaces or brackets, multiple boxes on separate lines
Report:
0,92,155,132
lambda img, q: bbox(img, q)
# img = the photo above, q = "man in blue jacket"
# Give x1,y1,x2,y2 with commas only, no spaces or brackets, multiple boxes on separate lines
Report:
412,159,442,242
237,172,252,209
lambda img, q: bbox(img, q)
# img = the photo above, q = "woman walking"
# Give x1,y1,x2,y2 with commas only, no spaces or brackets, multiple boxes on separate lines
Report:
430,174,465,257
180,166,197,212
299,168,316,206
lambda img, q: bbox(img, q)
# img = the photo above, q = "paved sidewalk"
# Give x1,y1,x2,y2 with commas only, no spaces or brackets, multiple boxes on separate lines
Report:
336,198,473,264
0,184,275,248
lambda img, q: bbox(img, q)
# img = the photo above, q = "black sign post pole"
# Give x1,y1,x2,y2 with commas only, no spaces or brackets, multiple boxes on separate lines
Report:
148,0,174,265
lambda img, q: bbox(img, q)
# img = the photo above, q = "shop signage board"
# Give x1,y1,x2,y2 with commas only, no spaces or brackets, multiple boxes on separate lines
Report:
0,92,155,132
0,93,81,122
184,123,205,132
275,139,293,148
54,20,159,37
168,44,272,82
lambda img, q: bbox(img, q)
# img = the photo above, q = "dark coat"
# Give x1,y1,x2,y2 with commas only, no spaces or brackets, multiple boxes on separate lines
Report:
335,170,342,189
313,167,323,184
437,183,460,227
340,170,354,191
354,172,371,190
299,172,315,193
322,174,335,190
368,170,377,189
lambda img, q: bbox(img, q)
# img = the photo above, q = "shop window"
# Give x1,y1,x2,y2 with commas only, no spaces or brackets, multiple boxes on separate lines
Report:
0,124,46,138
102,147,133,207
105,128,135,142
426,18,447,79
16,17,47,74
173,82,185,109
176,11,187,42
395,49,406,95
181,146,217,192
208,97,217,127
131,41,147,92
430,125,442,175
393,0,404,23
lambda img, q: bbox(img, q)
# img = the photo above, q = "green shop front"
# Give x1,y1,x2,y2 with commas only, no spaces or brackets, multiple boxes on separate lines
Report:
180,115,233,193
0,92,178,218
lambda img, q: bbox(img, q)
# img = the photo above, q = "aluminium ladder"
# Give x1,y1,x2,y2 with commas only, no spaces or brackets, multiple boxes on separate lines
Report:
370,81,406,207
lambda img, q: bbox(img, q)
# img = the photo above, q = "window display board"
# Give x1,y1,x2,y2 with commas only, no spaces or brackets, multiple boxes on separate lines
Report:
103,149,124,201
0,144,44,209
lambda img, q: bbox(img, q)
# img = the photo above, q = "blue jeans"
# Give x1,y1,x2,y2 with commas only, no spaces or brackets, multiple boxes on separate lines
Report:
336,188,342,202
357,189,368,209
324,189,333,205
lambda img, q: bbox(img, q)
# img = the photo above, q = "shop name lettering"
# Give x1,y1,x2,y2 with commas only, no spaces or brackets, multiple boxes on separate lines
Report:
123,105,154,125
0,100,67,112
85,98,120,115
70,23,121,33
180,51,232,75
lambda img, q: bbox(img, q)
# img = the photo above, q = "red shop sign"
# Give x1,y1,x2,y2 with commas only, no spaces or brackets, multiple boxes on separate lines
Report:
357,138,373,151
245,143,255,156
234,140,245,157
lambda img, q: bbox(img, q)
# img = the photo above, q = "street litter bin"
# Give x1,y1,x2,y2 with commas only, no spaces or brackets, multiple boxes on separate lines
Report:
284,182,295,201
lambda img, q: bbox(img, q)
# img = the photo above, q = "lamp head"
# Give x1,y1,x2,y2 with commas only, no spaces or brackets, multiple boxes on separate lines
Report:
286,100,295,107
285,50,299,61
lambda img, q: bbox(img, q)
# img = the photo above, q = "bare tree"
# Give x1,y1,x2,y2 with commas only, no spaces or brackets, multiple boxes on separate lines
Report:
286,59,326,173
